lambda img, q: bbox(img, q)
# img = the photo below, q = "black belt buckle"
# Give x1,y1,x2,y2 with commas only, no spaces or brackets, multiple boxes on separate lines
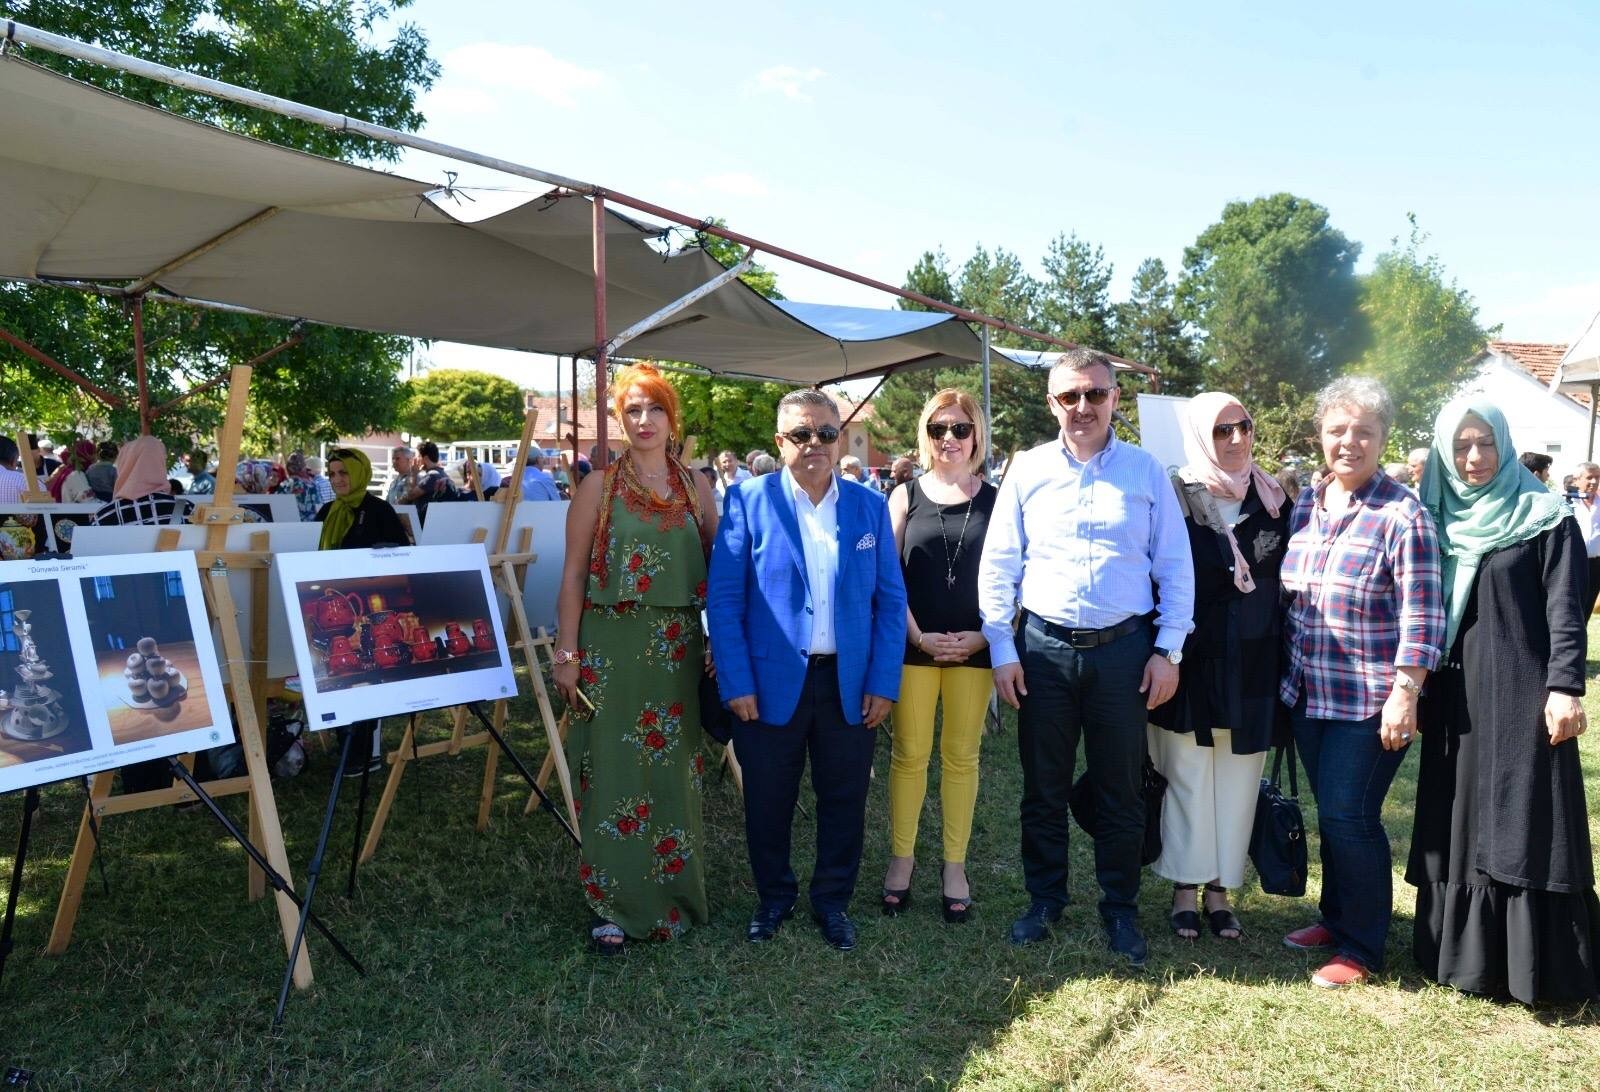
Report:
1065,627,1100,650
808,653,836,667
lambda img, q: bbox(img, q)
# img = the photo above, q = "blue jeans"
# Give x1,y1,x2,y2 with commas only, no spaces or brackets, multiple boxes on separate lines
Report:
1291,698,1405,972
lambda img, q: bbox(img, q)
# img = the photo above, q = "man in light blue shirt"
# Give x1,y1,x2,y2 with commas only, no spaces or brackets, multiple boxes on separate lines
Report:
978,348,1194,965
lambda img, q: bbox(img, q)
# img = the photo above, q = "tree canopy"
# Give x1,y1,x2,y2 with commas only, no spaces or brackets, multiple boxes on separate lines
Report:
397,369,526,441
0,1,438,449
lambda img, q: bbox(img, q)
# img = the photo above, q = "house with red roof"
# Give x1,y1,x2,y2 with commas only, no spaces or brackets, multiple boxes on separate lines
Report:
1459,340,1591,474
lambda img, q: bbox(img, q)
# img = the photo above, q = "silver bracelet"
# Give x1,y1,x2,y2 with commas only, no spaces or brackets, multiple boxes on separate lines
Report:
1394,673,1422,697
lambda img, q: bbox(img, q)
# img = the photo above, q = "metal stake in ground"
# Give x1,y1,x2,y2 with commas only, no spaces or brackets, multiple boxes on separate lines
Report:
0,786,41,991
465,702,579,846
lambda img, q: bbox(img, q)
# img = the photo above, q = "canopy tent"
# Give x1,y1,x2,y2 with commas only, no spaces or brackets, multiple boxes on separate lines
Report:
1551,308,1600,458
0,53,1067,387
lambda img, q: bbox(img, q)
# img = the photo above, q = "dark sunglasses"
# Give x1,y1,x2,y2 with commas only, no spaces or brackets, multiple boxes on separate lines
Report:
1212,420,1254,442
778,425,840,447
1050,387,1115,409
925,421,975,441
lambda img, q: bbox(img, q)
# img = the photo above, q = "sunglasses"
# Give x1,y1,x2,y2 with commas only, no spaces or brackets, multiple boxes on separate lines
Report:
1050,387,1115,409
1213,420,1254,442
778,425,840,447
926,421,975,441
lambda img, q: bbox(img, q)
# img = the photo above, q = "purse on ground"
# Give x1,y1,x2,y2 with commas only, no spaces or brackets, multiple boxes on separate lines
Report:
1249,739,1308,897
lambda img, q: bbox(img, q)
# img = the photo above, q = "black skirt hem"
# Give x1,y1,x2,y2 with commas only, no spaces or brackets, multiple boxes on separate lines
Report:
1413,879,1600,1005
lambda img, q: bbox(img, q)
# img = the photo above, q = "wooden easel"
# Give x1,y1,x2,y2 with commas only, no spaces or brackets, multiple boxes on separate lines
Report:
14,433,53,505
46,365,315,990
357,408,577,862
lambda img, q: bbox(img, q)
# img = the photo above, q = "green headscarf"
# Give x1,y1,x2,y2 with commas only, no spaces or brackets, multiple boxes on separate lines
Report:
1419,396,1568,650
318,447,372,550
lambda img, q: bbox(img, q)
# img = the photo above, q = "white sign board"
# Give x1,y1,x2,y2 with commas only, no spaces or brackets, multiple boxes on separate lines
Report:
1135,393,1194,476
0,552,233,794
275,543,517,729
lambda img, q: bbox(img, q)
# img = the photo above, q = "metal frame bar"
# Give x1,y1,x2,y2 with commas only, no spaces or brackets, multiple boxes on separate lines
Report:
604,253,753,358
127,207,282,296
0,323,128,407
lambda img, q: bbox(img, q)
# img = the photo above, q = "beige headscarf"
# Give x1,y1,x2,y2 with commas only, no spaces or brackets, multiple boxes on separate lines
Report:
1179,392,1287,593
112,436,172,501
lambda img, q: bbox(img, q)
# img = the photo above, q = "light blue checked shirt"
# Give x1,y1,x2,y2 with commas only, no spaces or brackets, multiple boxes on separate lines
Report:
978,430,1195,667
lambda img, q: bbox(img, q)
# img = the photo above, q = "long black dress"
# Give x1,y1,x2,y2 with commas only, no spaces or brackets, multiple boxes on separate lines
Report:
1148,478,1290,754
1408,519,1600,1003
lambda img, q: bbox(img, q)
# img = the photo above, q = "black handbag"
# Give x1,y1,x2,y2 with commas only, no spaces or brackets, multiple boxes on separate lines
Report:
1249,740,1308,896
698,672,734,745
1069,756,1167,866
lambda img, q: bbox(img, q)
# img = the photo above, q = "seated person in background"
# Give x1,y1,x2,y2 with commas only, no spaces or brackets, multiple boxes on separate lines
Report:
92,437,193,526
86,441,119,501
520,462,562,501
186,450,216,495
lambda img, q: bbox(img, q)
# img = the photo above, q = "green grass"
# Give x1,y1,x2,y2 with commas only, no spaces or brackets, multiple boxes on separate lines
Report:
5,631,1600,1091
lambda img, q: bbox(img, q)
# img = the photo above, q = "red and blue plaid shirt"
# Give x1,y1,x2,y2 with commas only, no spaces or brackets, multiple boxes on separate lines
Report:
1279,471,1444,721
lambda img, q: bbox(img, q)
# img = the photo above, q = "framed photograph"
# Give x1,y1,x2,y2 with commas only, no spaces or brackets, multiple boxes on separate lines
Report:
0,551,233,794
0,503,102,559
275,543,517,729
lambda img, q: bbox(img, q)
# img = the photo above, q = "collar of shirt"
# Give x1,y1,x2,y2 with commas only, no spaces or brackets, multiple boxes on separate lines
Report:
1056,427,1120,471
782,466,839,513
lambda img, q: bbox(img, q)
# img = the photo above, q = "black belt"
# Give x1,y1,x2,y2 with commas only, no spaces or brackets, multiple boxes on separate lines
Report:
1022,611,1145,650
807,653,837,667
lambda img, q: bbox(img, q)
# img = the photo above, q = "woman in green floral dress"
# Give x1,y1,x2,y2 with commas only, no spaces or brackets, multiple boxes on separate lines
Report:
552,364,719,950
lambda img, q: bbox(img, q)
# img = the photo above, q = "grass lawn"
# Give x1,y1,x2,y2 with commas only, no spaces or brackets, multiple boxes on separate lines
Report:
5,631,1600,1090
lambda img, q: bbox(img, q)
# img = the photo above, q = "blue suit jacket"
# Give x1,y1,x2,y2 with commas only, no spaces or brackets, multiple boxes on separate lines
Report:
707,470,907,727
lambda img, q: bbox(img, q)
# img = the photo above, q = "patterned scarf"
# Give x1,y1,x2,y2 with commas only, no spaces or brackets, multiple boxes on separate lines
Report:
588,450,706,590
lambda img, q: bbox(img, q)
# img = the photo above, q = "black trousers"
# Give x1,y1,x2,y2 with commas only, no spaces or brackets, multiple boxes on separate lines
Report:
733,659,877,915
1016,615,1153,920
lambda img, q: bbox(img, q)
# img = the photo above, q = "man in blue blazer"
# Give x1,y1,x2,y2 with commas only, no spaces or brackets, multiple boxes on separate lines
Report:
708,390,907,951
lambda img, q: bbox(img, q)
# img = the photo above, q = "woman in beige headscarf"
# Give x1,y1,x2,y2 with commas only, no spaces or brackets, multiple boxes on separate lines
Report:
1147,392,1290,941
90,436,192,526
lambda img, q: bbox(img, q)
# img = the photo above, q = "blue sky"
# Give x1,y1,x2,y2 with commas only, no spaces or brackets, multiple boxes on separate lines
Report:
388,0,1600,390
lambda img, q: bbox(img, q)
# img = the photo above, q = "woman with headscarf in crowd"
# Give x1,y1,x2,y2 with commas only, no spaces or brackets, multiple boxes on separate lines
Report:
1148,393,1289,941
91,436,193,526
1409,397,1599,1004
1278,376,1444,989
316,447,411,775
880,388,996,924
552,363,719,952
46,440,99,504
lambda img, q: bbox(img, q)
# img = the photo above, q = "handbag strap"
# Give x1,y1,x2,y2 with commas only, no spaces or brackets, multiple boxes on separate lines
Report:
1270,738,1300,799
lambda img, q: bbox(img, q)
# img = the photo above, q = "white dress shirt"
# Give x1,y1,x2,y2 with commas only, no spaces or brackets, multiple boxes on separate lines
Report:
784,467,840,655
0,465,25,504
1578,498,1600,559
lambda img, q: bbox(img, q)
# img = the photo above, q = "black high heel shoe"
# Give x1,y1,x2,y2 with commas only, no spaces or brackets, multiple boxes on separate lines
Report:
881,865,914,917
941,883,972,924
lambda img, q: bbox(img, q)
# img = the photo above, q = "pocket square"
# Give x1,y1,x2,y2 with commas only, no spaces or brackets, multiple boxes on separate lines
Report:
855,533,876,550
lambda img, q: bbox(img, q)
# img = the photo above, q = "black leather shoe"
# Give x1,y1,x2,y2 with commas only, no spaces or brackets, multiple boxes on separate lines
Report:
813,910,857,951
1103,916,1148,967
746,904,794,943
1009,902,1063,945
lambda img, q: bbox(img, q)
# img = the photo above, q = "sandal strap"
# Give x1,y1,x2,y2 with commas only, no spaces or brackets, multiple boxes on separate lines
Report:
1203,883,1227,893
591,922,625,940
1173,882,1199,891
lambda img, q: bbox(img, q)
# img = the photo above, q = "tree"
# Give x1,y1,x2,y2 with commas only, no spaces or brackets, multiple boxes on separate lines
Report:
1039,232,1114,350
0,2,438,443
1178,193,1365,401
867,251,958,458
1113,258,1204,394
1355,216,1495,452
397,370,526,440
667,373,788,459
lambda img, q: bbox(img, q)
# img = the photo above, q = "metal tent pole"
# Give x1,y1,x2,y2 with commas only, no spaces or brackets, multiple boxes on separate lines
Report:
592,197,609,467
981,325,993,472
1590,383,1598,461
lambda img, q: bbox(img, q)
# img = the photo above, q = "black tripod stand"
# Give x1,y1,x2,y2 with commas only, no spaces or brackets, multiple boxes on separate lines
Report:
0,786,41,991
463,701,578,846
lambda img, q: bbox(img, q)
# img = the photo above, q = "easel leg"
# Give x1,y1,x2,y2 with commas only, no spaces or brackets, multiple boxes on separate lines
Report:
476,701,505,833
360,714,415,865
80,777,109,897
0,787,42,989
528,712,570,812
246,789,266,902
274,728,354,1029
465,703,579,846
722,741,746,798
47,770,114,955
346,721,378,899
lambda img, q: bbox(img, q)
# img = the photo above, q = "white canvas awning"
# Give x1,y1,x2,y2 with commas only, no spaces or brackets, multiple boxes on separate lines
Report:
1554,309,1600,390
0,54,1007,386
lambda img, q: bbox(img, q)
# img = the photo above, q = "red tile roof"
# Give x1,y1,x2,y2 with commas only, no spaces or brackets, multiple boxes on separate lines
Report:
1487,340,1584,407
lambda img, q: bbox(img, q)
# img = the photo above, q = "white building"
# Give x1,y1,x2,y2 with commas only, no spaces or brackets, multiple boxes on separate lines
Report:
1457,340,1593,476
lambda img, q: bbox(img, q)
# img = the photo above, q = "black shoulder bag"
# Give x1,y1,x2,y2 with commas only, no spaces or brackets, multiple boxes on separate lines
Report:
1249,739,1308,896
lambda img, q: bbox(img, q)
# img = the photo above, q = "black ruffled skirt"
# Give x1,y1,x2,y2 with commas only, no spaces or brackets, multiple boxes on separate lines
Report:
1413,878,1600,1004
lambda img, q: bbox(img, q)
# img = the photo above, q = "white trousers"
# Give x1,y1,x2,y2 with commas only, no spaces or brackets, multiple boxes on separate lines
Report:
1146,726,1266,890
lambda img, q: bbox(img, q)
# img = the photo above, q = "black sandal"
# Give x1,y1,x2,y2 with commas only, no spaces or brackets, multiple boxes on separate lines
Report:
941,884,972,924
1170,883,1201,940
882,859,915,916
1204,883,1243,940
589,922,627,955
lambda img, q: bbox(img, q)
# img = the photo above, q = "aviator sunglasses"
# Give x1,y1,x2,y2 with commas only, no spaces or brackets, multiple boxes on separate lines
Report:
1213,419,1253,442
1050,387,1115,409
925,421,975,441
779,424,840,446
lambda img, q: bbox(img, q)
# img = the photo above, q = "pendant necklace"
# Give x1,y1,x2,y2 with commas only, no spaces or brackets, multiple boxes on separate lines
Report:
936,479,975,590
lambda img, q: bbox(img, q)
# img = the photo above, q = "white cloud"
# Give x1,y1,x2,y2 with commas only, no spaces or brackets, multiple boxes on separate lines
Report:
701,171,770,198
752,65,826,102
438,43,607,110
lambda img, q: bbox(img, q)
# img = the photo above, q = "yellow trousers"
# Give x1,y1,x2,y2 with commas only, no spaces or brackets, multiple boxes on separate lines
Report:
888,664,992,862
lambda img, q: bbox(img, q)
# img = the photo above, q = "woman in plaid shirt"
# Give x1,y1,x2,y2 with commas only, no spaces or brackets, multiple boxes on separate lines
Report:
1278,377,1444,989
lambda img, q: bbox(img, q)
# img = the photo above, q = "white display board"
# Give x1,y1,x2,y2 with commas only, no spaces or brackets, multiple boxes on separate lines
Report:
68,522,321,679
275,543,518,730
0,503,103,558
1135,393,1194,476
415,500,567,633
190,493,301,524
0,552,233,793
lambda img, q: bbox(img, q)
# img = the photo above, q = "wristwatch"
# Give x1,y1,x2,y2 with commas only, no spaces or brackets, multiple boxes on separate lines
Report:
1153,646,1183,666
553,648,580,665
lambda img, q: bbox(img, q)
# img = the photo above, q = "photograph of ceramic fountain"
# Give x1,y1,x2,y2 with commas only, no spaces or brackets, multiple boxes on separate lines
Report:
123,635,190,717
0,608,72,741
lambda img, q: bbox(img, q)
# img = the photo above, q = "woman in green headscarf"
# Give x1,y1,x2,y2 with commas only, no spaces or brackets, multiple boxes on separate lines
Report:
316,447,410,551
1408,396,1600,1004
316,447,412,777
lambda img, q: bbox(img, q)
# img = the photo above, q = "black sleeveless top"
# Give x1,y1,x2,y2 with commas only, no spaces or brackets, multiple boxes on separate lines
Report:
902,476,997,668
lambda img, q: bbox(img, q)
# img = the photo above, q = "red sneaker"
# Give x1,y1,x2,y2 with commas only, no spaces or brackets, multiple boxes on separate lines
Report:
1283,922,1335,951
1311,955,1371,989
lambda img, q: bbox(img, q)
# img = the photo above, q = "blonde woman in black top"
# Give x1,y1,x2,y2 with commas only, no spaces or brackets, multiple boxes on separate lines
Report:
880,389,997,922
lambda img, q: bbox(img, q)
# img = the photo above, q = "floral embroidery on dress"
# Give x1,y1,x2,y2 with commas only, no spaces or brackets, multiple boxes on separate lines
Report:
690,750,707,794
577,649,613,714
648,828,693,883
1254,530,1283,564
597,796,654,839
647,907,686,941
644,609,697,672
618,541,670,599
629,701,684,763
579,861,616,915
692,578,708,611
